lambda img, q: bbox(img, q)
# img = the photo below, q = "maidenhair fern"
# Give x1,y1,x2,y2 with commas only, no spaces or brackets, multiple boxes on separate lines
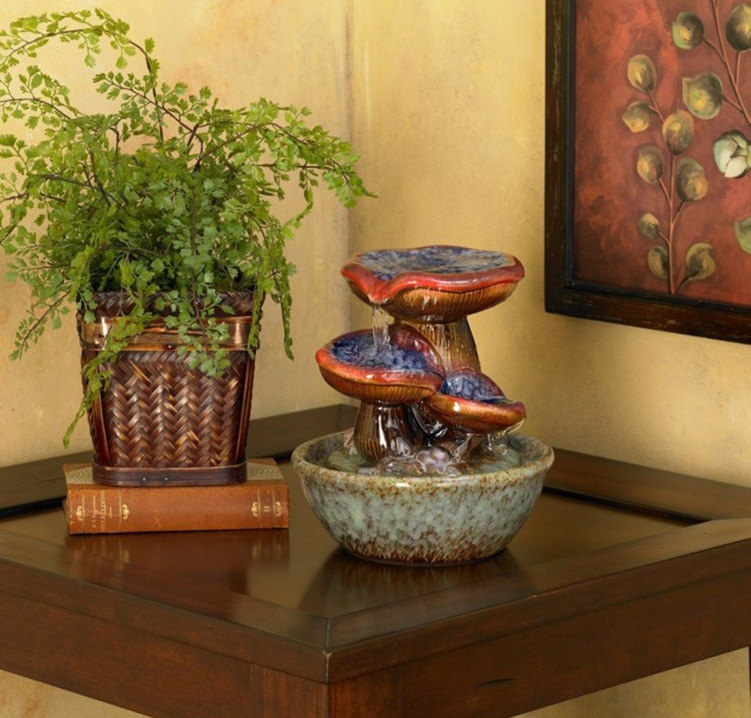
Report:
0,8,371,444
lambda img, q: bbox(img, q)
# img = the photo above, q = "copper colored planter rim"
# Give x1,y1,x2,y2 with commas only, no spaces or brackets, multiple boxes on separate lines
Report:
79,315,253,351
93,462,248,487
341,245,525,305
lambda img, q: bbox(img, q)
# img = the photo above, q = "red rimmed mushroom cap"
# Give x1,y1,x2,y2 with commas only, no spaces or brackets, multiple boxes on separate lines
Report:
342,245,525,322
425,369,526,434
315,326,444,405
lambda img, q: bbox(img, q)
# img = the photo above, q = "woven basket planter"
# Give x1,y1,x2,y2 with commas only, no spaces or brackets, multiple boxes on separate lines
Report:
78,291,256,487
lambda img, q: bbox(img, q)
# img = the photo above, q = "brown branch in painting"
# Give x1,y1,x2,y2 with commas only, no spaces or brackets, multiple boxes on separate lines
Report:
667,155,676,295
723,94,746,115
658,178,671,206
647,90,666,123
736,50,743,86
648,87,678,295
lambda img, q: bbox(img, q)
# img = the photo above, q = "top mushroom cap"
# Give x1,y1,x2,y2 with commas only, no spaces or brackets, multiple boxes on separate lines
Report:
342,245,525,322
315,325,444,404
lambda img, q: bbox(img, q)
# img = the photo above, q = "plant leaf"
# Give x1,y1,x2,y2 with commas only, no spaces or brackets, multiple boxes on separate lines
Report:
676,157,709,201
636,146,664,184
627,55,657,92
726,3,751,51
683,243,716,284
673,12,705,49
647,246,669,279
622,102,652,132
682,73,724,119
662,110,694,154
638,213,661,239
735,217,751,253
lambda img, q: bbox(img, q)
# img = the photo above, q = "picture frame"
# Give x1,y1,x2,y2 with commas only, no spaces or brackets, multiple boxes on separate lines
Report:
545,0,751,343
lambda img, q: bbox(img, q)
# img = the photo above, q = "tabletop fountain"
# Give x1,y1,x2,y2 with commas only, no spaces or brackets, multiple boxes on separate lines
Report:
292,245,554,565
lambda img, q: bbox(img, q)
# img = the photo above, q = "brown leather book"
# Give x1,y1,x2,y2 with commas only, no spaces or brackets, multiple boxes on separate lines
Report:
64,458,289,535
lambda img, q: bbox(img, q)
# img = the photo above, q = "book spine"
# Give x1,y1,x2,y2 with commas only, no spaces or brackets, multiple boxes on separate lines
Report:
66,483,289,534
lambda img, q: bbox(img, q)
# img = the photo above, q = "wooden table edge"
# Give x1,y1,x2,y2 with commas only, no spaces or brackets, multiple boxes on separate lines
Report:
1,519,750,685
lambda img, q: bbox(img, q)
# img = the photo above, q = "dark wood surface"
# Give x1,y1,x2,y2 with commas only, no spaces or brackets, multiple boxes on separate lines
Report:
0,469,749,714
2,406,751,716
544,0,751,344
547,447,751,521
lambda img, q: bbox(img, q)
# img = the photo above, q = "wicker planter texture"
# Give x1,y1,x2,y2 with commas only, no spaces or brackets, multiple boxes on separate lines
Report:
78,291,256,487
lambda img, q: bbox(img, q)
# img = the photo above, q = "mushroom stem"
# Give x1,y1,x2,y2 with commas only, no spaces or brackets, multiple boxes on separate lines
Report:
398,317,480,372
353,402,418,463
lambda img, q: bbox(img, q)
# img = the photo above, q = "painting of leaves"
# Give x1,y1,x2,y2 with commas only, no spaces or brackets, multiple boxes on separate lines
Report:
573,0,751,307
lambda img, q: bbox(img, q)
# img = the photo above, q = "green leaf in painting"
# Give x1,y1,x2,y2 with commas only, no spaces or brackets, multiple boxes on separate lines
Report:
636,146,664,184
662,110,694,154
682,243,716,286
726,3,751,51
734,217,751,253
638,213,661,239
675,157,708,201
622,102,652,132
627,55,657,92
672,12,705,49
682,73,723,119
647,246,669,279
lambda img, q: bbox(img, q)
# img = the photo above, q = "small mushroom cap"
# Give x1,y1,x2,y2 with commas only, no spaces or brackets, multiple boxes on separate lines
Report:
425,369,526,434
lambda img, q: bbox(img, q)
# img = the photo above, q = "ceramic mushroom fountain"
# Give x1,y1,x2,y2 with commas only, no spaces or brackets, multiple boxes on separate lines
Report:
292,245,554,565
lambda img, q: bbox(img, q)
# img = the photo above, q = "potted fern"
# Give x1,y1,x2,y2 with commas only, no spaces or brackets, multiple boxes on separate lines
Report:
0,9,370,485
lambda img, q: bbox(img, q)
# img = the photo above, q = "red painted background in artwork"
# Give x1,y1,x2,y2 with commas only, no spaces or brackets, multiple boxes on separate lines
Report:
574,0,751,305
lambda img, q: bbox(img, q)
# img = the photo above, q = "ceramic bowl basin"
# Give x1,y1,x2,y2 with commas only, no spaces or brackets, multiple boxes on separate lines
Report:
291,431,554,565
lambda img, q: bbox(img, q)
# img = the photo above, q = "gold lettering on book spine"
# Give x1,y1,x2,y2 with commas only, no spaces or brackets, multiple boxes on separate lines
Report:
97,490,106,532
271,486,281,518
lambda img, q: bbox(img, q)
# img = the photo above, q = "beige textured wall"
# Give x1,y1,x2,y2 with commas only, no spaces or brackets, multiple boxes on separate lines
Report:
0,0,351,467
349,1,750,717
349,0,751,488
0,671,144,718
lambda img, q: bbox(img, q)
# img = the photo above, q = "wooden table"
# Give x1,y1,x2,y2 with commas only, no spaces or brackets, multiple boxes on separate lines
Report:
0,406,750,717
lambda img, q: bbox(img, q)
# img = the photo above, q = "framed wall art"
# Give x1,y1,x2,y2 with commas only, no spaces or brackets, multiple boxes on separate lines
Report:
546,0,751,342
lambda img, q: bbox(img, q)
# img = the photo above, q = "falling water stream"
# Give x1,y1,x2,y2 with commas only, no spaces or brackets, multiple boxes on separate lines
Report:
371,305,391,357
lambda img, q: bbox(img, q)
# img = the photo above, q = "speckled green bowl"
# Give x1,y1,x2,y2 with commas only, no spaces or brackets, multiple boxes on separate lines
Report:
291,431,554,565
